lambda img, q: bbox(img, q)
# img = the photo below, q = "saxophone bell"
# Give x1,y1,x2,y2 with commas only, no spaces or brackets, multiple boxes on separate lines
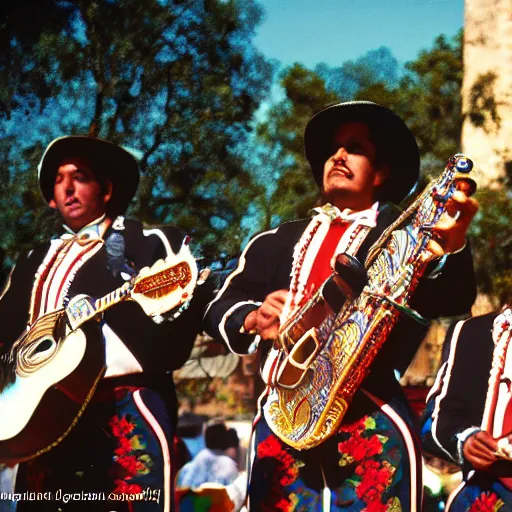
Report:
274,254,369,388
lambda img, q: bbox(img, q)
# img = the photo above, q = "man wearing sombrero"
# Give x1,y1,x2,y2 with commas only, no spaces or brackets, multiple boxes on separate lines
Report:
205,101,478,510
0,136,212,511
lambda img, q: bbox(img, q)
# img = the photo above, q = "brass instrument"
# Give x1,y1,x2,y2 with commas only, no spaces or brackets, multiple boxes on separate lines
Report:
263,154,476,450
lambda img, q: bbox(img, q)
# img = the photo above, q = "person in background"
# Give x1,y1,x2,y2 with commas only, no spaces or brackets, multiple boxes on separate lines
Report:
225,428,241,466
176,420,239,490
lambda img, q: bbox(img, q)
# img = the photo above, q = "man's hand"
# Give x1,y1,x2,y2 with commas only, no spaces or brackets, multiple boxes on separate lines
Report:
463,430,500,471
428,189,479,257
243,289,288,340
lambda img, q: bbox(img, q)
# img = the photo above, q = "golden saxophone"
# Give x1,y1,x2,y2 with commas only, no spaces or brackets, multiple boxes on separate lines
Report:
263,154,476,450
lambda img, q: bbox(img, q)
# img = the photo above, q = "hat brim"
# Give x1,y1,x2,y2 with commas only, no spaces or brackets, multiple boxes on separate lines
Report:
38,136,140,215
304,101,420,204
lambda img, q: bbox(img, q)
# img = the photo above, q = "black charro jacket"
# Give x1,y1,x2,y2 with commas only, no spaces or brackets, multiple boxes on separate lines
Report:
422,312,497,465
204,203,477,410
0,218,213,426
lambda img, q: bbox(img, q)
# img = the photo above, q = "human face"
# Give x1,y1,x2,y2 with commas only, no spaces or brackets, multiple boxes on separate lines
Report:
322,122,388,211
48,158,112,232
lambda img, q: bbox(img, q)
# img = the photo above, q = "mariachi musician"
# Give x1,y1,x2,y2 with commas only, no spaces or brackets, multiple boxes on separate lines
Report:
426,306,512,511
0,136,212,511
204,101,479,511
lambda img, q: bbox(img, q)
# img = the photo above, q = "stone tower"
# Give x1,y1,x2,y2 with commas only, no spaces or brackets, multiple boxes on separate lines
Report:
462,0,512,186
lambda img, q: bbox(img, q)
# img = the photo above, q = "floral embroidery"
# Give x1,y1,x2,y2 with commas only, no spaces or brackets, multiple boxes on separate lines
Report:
252,434,300,512
109,413,152,495
468,492,505,511
112,479,144,495
110,415,136,437
337,415,401,511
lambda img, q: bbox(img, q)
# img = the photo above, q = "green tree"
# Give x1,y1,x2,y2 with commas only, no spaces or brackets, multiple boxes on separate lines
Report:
254,64,338,223
1,0,274,268
252,32,510,304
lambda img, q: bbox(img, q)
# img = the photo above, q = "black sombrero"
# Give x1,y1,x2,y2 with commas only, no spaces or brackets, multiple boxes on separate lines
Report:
304,101,420,203
38,136,140,215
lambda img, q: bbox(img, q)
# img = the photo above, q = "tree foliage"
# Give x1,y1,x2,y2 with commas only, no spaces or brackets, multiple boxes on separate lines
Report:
1,0,274,269
2,13,510,304
253,31,510,305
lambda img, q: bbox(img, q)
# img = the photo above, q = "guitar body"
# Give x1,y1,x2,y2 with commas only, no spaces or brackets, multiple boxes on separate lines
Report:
0,249,197,464
0,312,105,464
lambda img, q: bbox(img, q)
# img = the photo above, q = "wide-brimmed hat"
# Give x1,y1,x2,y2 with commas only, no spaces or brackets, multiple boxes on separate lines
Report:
38,136,140,215
304,101,420,203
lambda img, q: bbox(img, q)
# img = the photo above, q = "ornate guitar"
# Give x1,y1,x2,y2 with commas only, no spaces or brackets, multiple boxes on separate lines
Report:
263,154,476,450
0,247,197,464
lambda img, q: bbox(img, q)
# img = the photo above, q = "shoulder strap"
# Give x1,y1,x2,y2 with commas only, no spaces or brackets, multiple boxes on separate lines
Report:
104,216,136,279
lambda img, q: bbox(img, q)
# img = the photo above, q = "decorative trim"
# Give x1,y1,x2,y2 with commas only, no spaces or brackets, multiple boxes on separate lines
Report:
204,228,278,319
280,203,376,326
143,228,173,258
362,389,422,512
133,390,171,512
219,301,262,354
481,308,512,436
430,319,467,462
29,240,66,324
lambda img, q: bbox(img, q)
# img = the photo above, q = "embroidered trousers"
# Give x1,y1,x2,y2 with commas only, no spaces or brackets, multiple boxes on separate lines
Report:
247,391,422,512
446,474,512,512
15,387,174,512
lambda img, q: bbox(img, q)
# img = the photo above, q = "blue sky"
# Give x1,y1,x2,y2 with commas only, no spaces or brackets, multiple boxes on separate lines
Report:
253,0,463,68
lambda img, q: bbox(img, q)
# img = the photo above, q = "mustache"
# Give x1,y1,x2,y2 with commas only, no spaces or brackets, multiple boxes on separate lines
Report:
329,159,353,179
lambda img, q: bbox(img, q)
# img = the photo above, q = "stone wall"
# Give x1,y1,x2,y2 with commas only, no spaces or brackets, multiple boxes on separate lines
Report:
462,0,512,186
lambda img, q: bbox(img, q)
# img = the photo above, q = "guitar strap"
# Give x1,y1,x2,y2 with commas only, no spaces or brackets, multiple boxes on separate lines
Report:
105,216,137,280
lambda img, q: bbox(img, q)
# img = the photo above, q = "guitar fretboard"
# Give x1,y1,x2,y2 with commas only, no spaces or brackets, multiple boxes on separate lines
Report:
66,282,132,331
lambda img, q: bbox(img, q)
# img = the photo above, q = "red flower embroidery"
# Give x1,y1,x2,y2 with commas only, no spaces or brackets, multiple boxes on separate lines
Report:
469,491,504,511
117,455,145,476
274,498,293,512
338,433,383,462
254,435,299,512
338,415,397,511
257,435,284,458
109,415,136,437
257,435,298,487
114,435,132,456
355,463,393,500
112,479,143,495
365,500,390,512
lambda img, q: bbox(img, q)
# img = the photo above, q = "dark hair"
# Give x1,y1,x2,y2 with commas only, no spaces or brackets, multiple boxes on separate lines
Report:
225,428,239,450
204,421,229,450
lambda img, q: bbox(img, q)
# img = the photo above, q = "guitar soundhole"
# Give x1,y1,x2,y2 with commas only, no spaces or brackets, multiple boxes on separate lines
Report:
35,339,54,353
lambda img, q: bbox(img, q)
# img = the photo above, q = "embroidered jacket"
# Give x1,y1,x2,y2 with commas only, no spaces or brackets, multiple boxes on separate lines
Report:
424,310,512,467
0,217,212,425
204,203,477,403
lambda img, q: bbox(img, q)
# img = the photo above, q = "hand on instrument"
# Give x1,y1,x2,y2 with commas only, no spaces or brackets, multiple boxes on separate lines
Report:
428,187,479,257
243,289,288,340
463,430,500,471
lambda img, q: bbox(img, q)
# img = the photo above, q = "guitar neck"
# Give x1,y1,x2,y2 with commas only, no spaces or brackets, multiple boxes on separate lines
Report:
65,282,132,331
